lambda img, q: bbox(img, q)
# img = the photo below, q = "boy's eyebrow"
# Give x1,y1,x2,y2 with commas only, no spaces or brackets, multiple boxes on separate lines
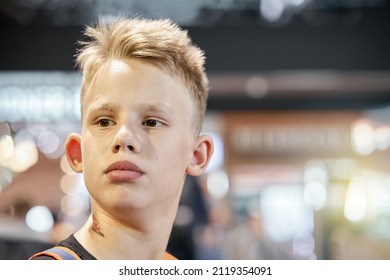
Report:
85,102,175,117
86,102,119,116
140,103,174,117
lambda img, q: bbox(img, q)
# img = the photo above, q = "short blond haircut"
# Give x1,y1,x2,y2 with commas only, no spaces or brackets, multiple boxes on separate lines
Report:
75,17,209,134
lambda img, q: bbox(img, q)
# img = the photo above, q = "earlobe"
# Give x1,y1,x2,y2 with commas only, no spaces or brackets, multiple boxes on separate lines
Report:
186,134,214,176
65,133,83,173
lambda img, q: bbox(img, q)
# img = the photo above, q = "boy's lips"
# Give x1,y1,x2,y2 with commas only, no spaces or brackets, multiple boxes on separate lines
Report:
104,160,144,182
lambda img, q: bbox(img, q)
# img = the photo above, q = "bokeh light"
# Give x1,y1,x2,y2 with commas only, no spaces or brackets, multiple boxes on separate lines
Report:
25,205,54,233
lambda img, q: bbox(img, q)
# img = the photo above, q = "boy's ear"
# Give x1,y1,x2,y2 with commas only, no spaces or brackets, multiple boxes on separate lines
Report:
65,133,83,173
186,134,214,176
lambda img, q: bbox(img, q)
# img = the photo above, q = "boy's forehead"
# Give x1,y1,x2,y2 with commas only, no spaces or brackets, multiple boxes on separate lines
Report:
82,58,193,111
85,58,189,97
93,58,178,85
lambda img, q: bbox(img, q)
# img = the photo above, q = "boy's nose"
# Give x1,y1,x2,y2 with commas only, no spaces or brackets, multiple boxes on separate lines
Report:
112,125,139,153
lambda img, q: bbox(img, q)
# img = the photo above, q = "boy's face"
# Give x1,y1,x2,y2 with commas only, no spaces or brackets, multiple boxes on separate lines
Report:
69,58,203,219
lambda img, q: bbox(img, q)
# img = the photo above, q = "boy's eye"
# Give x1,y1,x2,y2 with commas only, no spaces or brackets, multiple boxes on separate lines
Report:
98,118,116,127
143,119,161,127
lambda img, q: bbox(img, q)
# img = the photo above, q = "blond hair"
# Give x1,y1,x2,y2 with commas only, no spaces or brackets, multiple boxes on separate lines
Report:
75,17,209,133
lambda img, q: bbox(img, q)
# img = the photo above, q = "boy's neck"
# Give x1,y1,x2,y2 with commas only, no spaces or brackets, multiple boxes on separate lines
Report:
74,210,175,260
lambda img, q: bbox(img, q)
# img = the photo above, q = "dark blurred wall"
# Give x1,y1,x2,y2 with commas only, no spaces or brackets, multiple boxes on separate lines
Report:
1,6,390,72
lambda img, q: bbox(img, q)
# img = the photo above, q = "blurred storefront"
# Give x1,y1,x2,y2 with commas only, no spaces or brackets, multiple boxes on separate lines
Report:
192,110,390,260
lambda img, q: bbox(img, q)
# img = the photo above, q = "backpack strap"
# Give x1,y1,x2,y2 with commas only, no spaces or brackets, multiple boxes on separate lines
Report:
30,246,175,260
29,246,81,260
163,252,177,260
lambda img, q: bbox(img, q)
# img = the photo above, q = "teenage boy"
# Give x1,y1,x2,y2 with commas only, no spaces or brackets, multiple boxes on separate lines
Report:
30,17,213,260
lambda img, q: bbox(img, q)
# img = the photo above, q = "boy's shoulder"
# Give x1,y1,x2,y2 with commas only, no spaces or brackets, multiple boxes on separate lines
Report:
29,234,96,260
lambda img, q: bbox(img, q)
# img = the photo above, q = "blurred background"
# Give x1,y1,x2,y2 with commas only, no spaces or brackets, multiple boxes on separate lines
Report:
1,0,390,260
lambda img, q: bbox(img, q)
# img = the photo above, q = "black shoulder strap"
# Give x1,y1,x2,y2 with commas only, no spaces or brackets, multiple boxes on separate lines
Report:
29,246,81,260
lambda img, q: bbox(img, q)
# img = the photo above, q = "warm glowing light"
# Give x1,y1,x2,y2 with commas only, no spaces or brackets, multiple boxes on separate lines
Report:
331,158,358,181
0,135,14,160
206,170,229,199
260,185,314,243
303,160,328,185
61,194,86,216
344,178,367,222
374,126,390,151
37,130,62,159
351,119,375,155
245,76,269,98
7,140,38,172
303,181,327,211
303,160,328,210
60,174,79,194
